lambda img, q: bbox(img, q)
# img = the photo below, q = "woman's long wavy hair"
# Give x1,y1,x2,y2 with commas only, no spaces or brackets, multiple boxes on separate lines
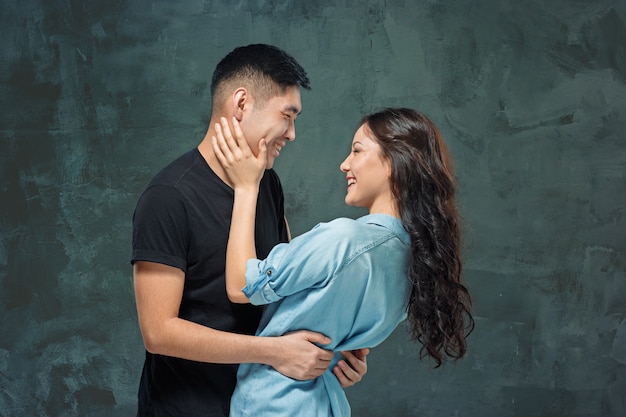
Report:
362,108,474,367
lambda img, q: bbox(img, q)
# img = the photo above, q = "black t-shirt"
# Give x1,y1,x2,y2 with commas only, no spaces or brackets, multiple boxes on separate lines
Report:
131,148,288,416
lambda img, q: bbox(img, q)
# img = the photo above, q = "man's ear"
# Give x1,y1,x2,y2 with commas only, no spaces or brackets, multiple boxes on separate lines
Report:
232,87,249,121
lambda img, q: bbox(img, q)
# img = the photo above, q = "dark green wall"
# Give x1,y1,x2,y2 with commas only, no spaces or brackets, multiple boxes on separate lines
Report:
1,0,625,416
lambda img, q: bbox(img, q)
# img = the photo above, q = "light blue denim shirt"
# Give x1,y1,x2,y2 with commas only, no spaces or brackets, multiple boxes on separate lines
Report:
230,214,411,416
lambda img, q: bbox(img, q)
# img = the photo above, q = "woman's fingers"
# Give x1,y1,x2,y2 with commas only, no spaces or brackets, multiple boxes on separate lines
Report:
211,122,231,166
215,123,230,157
210,135,224,163
257,138,267,165
219,117,239,156
212,117,265,172
231,117,251,155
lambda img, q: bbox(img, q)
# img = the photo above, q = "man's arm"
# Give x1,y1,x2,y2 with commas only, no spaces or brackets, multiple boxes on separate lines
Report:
133,260,333,379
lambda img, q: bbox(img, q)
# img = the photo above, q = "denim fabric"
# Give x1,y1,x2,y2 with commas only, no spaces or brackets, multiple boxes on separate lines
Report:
231,214,411,416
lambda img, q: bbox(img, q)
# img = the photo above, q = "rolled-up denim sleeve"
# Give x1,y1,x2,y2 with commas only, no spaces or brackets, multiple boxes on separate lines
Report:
243,258,282,305
243,238,293,305
241,222,343,305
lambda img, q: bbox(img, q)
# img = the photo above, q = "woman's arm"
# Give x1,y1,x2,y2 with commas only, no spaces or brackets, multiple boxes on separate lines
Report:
212,117,267,303
213,118,370,387
225,184,257,303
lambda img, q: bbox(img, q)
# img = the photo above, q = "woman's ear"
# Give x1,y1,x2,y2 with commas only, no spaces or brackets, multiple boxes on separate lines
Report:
385,156,393,179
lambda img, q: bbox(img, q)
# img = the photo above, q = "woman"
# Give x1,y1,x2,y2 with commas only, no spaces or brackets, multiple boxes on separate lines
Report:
212,108,474,416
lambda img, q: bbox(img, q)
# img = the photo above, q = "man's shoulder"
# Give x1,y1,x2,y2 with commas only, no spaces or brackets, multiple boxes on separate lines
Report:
148,149,200,187
136,149,214,208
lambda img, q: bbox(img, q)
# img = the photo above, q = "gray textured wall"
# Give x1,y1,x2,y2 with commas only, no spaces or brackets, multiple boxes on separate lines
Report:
1,0,625,416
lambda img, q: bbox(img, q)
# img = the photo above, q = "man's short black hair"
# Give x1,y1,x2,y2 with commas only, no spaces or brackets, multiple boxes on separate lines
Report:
210,44,310,107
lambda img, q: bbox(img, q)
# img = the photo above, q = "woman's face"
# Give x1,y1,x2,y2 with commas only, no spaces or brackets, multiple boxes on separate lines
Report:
340,124,396,216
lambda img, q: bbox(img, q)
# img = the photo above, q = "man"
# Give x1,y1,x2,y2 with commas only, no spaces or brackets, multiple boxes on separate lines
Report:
131,44,368,416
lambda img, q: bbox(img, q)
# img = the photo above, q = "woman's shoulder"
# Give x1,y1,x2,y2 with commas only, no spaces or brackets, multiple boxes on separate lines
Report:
293,218,361,247
307,218,396,247
313,217,361,234
313,216,401,235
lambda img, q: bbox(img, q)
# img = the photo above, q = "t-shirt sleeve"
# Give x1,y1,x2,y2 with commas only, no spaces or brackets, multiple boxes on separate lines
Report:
242,222,345,305
131,184,188,272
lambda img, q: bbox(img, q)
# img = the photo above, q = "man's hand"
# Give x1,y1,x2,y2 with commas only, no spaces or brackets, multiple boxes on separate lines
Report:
333,348,369,388
267,331,334,380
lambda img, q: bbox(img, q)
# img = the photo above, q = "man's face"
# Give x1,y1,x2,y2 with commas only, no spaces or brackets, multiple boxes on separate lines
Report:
239,86,302,169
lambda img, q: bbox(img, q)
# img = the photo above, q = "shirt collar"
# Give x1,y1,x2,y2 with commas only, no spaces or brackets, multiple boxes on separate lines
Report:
357,214,410,246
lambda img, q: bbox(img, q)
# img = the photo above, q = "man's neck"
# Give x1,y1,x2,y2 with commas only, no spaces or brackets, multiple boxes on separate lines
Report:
197,120,234,188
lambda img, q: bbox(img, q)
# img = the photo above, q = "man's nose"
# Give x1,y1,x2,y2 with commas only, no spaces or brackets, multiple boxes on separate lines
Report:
285,119,296,141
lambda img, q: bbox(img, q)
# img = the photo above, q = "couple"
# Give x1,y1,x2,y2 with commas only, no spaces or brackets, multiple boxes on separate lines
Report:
131,44,473,416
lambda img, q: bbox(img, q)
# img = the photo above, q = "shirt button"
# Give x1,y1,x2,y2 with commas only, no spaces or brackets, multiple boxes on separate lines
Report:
266,270,272,276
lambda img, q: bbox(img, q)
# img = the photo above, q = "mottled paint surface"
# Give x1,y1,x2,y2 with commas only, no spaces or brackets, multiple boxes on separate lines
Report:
1,0,625,416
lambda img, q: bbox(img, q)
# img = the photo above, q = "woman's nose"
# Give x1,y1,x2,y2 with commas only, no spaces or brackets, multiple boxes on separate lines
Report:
340,155,350,172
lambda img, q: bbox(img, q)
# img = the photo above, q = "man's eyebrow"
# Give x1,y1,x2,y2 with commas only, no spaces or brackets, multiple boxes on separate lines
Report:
283,105,301,115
